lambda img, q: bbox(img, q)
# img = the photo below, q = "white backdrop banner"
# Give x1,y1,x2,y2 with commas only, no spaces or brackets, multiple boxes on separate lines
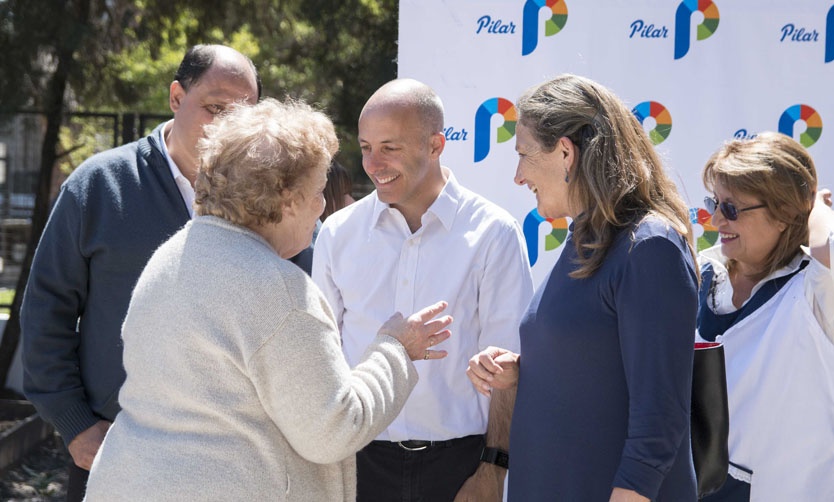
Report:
398,0,834,285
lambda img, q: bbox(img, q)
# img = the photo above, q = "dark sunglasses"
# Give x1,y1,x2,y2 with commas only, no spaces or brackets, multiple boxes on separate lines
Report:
704,196,766,221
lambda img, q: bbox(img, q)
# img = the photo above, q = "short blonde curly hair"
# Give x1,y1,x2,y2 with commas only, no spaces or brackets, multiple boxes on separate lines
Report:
195,97,338,227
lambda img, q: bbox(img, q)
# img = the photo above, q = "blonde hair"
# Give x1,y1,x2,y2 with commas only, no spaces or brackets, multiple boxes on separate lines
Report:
517,74,695,278
702,131,816,278
195,98,338,227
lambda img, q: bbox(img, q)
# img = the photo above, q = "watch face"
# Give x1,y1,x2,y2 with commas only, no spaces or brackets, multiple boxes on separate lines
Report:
495,450,509,469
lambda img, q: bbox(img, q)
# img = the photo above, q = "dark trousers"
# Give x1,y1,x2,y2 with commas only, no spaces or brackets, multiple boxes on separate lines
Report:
357,434,484,502
66,463,89,502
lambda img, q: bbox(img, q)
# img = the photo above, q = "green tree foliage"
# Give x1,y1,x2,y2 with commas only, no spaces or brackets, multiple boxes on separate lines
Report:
68,0,398,173
0,0,398,388
2,0,398,168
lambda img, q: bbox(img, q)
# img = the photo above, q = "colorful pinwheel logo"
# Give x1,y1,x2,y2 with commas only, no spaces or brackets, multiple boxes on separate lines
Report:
523,209,569,266
691,207,718,252
632,101,672,145
778,104,823,148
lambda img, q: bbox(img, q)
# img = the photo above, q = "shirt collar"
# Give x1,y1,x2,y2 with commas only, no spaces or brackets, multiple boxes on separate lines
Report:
370,167,461,231
159,120,189,185
700,244,809,284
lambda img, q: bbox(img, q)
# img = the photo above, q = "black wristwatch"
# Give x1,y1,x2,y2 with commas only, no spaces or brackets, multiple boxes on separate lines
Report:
480,446,509,469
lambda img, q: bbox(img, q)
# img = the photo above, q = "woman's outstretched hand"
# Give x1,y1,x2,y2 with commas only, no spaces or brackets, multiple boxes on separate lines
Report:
379,300,453,361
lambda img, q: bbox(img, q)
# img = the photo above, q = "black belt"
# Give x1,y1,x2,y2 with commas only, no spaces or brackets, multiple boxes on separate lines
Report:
375,434,483,452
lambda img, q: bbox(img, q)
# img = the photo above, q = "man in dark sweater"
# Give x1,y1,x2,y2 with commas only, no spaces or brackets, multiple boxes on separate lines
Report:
20,44,260,501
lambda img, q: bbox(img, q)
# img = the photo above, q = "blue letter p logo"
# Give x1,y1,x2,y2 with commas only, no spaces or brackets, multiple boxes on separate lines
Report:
674,0,720,60
521,0,569,56
474,98,517,163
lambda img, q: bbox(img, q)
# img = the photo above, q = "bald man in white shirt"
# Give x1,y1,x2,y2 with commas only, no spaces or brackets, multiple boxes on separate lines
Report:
313,79,533,501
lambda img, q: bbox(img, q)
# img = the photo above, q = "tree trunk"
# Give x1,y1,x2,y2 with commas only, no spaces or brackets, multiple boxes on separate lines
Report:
0,0,88,390
0,71,68,391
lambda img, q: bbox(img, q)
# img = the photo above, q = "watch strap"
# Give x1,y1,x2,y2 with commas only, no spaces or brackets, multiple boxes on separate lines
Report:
480,446,509,469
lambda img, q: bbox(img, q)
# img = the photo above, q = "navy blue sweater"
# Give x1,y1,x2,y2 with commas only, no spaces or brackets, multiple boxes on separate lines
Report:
21,124,190,445
510,217,698,501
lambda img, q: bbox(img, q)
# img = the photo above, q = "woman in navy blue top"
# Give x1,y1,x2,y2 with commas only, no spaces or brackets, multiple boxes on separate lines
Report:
467,74,699,501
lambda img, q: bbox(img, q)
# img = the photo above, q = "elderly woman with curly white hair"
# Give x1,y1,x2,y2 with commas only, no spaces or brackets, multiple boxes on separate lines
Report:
84,98,452,501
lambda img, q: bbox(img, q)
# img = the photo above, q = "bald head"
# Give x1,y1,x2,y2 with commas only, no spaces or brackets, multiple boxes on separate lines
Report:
166,44,261,184
357,79,448,230
175,44,262,99
361,79,444,138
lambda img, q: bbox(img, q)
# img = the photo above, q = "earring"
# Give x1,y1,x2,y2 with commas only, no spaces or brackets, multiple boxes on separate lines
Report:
564,168,570,183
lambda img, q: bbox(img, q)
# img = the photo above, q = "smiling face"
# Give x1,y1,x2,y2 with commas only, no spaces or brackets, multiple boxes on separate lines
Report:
514,122,577,220
358,104,445,222
710,181,786,275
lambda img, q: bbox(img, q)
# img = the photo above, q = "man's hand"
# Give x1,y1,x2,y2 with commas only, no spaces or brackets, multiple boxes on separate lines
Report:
454,462,505,502
67,420,111,470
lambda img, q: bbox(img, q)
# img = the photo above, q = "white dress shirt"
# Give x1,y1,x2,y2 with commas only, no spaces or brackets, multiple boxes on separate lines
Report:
313,169,533,441
158,120,195,217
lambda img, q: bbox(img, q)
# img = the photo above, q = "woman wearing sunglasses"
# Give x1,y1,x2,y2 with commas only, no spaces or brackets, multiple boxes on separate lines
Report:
697,131,834,501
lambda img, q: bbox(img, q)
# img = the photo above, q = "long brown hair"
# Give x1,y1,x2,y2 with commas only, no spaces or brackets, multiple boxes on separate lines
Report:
517,74,695,278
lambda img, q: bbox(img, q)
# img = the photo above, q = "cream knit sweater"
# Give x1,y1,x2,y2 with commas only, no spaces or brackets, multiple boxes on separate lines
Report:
85,216,418,501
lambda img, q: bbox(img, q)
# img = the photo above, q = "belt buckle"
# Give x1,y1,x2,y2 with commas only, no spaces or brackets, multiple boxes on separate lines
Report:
397,440,428,451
